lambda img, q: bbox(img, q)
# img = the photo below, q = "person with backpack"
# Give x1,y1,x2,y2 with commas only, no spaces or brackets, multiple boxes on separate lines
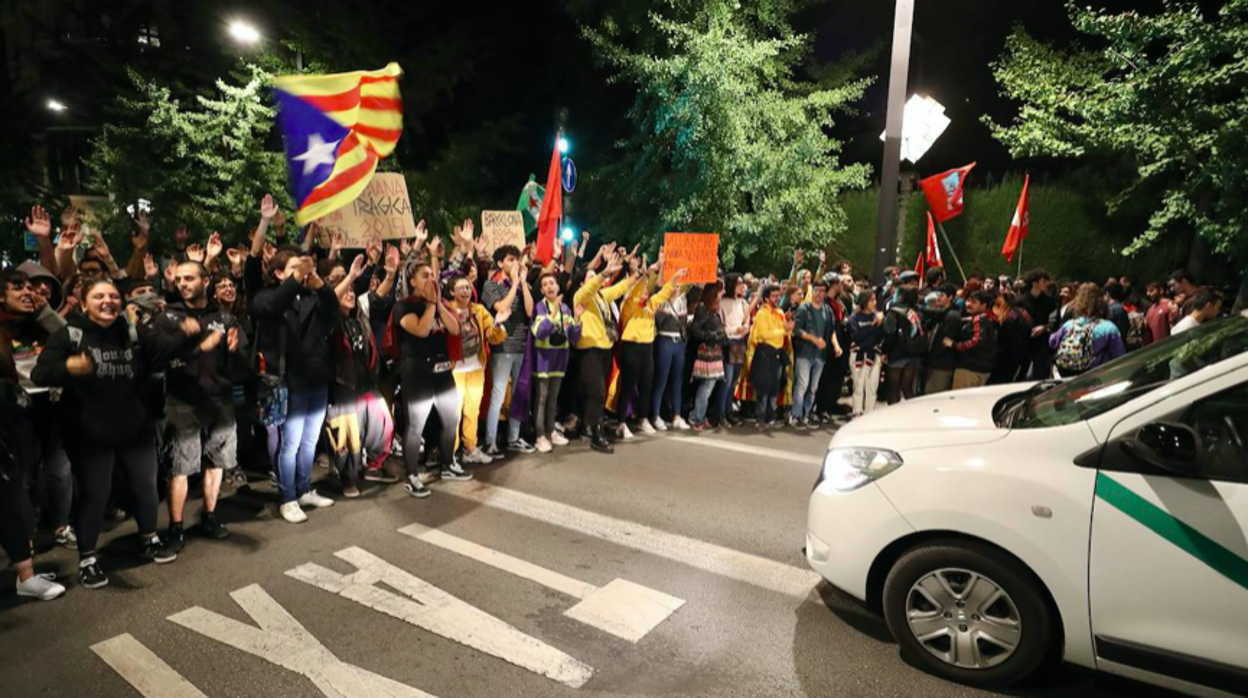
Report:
1049,283,1126,377
33,278,205,589
881,287,925,405
943,290,1000,390
922,285,962,395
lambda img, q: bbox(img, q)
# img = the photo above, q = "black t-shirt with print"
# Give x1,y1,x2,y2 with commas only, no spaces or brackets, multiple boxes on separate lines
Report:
394,298,450,372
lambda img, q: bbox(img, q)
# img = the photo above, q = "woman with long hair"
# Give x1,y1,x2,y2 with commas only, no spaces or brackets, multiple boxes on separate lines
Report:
1049,283,1126,377
688,281,727,430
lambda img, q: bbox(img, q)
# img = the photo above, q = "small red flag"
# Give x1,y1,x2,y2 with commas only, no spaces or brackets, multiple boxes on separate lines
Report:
535,134,563,264
920,163,976,223
914,251,925,279
1001,174,1031,263
925,212,943,269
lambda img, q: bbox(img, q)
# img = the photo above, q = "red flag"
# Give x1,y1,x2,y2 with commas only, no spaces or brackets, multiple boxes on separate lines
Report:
535,134,563,264
1001,174,1031,263
914,251,925,279
919,163,976,223
925,212,943,269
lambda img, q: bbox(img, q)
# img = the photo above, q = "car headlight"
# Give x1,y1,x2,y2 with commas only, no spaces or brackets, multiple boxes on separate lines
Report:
818,448,904,492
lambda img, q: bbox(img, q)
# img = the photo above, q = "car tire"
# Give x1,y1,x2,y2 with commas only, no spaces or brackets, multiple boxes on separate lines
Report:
882,540,1055,688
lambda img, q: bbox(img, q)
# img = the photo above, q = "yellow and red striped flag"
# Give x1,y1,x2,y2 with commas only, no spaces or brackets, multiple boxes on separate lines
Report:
272,63,403,225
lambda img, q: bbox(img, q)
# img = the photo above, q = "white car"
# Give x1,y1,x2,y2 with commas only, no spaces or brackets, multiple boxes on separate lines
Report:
807,311,1248,697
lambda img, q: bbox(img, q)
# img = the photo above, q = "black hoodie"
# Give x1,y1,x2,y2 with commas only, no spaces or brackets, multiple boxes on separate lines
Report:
251,277,339,392
32,313,194,444
155,301,249,404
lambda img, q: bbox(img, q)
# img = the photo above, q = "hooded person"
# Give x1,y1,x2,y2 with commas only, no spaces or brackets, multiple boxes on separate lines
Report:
16,261,64,313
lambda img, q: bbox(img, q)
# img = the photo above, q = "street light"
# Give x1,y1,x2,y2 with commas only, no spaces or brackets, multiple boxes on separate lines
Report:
558,137,570,154
46,99,67,113
878,95,949,164
561,227,575,242
227,19,262,45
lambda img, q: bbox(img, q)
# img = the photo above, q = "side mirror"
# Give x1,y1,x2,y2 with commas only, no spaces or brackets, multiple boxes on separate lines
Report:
1122,421,1201,476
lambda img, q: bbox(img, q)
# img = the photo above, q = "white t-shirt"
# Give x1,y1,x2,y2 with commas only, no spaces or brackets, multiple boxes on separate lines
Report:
1172,315,1200,335
719,297,749,340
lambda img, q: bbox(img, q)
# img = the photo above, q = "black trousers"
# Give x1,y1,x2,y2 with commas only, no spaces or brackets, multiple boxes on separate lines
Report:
400,362,459,476
615,341,654,421
578,348,612,429
67,429,161,558
0,413,37,565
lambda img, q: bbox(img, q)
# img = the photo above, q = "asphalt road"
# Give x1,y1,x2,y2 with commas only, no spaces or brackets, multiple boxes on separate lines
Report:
0,423,1179,698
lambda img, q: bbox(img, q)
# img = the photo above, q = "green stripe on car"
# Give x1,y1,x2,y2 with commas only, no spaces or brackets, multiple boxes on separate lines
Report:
1096,472,1248,593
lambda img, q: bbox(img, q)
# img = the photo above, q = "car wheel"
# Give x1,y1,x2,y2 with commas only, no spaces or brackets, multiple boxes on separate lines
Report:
882,540,1055,687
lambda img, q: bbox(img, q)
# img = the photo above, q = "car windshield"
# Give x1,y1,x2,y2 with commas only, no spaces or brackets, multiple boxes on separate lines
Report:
1014,311,1248,429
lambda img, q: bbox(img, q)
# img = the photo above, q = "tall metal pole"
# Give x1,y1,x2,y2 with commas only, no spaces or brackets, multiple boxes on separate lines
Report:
873,0,916,284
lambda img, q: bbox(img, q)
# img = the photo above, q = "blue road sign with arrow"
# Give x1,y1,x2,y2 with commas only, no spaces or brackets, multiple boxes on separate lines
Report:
561,157,577,193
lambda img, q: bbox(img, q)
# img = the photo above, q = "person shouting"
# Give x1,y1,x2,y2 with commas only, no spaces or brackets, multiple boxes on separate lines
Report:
530,272,583,453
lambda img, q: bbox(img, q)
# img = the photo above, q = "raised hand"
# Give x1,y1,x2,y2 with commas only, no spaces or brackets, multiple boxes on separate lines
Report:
25,205,52,238
673,267,689,282
793,250,804,264
330,231,345,254
366,236,383,265
495,306,512,326
91,229,114,262
56,227,81,253
186,244,204,263
414,219,428,249
400,238,413,257
179,317,202,337
226,247,244,268
384,244,400,274
66,352,94,377
349,253,367,279
427,235,443,259
143,253,158,279
818,250,826,264
473,236,487,258
205,232,223,261
164,259,177,288
60,205,81,231
259,194,279,221
462,219,475,243
136,209,152,236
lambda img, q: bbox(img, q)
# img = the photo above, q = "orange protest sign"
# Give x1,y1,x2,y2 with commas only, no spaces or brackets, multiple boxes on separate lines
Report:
662,233,719,284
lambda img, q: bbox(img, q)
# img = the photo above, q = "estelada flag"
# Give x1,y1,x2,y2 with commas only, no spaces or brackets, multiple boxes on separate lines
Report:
919,163,976,223
1001,174,1031,263
534,133,563,264
925,212,943,269
272,63,403,225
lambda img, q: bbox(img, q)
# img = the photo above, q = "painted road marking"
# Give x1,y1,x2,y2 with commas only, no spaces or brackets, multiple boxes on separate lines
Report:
92,634,209,698
169,584,438,698
660,434,824,466
399,523,685,643
287,546,594,688
439,482,821,599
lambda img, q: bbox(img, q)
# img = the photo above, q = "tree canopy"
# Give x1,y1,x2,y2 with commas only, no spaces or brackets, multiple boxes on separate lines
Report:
985,0,1248,263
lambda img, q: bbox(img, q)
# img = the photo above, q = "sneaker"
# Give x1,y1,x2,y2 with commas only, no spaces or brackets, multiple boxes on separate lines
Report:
638,419,656,435
550,431,569,447
140,537,178,564
79,558,109,590
298,490,335,509
279,501,308,523
484,443,506,459
363,468,400,484
535,436,552,453
507,438,536,454
590,426,615,454
692,420,708,432
617,423,635,440
390,435,405,458
652,417,668,432
786,415,800,429
165,524,186,553
200,513,231,540
343,485,361,499
440,461,474,482
228,469,249,488
462,448,494,465
54,526,78,550
559,414,578,433
672,416,691,431
314,452,331,470
16,573,66,601
404,475,432,499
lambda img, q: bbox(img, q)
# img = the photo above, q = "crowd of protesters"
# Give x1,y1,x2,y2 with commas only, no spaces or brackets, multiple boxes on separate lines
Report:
0,196,1237,599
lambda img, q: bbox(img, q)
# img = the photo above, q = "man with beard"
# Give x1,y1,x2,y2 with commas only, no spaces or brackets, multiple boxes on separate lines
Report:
154,262,246,550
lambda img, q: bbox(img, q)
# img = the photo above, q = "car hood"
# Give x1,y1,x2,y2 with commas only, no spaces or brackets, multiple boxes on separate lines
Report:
830,384,1028,453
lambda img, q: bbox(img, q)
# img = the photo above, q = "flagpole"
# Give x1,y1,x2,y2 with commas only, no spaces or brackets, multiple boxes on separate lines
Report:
1017,238,1024,278
934,220,967,284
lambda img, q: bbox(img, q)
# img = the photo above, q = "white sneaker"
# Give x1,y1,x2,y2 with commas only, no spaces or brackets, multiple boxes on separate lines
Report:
298,490,335,509
672,416,691,431
279,502,308,524
16,573,66,601
639,419,657,435
617,423,635,440
652,417,668,432
463,448,493,465
550,431,569,446
535,436,553,453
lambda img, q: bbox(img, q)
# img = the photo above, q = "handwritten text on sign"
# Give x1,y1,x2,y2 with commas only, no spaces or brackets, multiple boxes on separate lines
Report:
312,173,418,248
480,211,526,255
662,233,719,284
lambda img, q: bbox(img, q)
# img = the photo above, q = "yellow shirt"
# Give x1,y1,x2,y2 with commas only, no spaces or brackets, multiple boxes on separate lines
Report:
620,274,678,344
573,273,636,350
749,305,788,351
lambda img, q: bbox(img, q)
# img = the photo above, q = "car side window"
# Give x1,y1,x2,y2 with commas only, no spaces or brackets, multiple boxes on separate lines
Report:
1180,383,1248,485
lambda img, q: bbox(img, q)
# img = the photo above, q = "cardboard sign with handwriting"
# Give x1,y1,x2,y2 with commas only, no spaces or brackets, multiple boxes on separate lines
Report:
662,233,719,284
480,210,526,255
311,173,417,248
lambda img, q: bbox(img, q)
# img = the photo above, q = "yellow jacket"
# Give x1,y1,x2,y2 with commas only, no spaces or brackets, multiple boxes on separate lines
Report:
749,305,789,351
454,302,507,369
574,273,636,350
620,273,678,344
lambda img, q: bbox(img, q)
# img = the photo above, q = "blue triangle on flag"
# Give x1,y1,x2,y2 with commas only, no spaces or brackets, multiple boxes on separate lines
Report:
273,89,352,208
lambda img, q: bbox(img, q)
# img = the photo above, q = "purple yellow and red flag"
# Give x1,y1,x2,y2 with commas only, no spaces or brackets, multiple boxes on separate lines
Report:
272,63,403,225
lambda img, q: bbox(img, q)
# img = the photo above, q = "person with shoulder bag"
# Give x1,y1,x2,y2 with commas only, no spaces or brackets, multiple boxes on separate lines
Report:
689,282,728,430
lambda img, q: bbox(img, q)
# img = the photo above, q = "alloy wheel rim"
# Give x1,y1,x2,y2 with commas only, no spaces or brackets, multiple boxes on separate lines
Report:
904,567,1023,670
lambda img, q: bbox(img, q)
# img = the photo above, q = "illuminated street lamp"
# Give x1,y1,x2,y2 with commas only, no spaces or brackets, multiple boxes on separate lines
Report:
46,99,67,113
558,137,570,154
878,95,950,164
227,19,262,45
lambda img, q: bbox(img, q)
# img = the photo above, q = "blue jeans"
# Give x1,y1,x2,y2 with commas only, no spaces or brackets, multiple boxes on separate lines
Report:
486,352,524,447
719,359,742,420
692,378,718,424
651,337,686,420
278,385,329,504
792,356,825,421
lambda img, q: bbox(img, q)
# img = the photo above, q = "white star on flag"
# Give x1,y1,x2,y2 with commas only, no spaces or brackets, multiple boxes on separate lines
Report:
293,133,342,177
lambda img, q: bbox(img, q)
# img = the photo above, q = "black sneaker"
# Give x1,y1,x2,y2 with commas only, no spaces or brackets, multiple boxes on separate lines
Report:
79,558,108,590
483,443,506,459
440,461,474,482
166,524,186,553
590,426,615,454
141,537,178,564
200,513,230,540
507,438,536,454
404,475,432,499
